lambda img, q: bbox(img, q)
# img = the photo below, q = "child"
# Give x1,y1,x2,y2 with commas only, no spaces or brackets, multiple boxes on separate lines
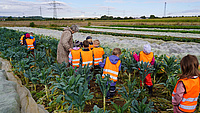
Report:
86,36,94,50
80,40,93,67
69,40,82,68
20,33,28,45
30,32,36,47
133,44,155,94
99,48,121,99
24,33,35,56
93,39,104,66
172,54,200,113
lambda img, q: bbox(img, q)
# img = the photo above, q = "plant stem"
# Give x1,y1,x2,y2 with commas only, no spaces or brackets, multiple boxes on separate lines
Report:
133,70,136,79
44,85,49,100
34,84,36,91
103,95,106,111
154,73,156,84
129,73,131,82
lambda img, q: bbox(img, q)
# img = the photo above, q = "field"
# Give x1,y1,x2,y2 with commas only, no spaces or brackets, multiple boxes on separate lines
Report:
0,17,200,113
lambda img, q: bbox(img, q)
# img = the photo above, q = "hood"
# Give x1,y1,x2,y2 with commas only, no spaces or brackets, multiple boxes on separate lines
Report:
63,27,72,33
109,55,120,64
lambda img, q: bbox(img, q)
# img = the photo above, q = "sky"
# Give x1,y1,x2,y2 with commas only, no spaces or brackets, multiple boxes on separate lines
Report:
0,0,200,18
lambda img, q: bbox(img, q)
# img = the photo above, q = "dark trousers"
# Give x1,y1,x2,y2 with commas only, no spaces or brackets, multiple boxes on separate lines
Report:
106,85,116,99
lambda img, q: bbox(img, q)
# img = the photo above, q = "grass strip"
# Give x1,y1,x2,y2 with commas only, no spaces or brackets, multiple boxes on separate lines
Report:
84,26,200,34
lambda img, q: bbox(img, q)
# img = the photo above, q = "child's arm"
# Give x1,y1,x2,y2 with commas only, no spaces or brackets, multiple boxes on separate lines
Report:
99,58,106,68
150,56,155,65
172,81,185,106
133,52,139,62
69,52,72,64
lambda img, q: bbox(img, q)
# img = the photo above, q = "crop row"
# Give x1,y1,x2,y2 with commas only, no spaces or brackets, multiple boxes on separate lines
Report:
109,24,200,29
84,26,200,34
43,27,200,43
0,27,193,112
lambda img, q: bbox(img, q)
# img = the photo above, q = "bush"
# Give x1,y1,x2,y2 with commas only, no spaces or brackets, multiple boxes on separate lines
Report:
29,22,35,27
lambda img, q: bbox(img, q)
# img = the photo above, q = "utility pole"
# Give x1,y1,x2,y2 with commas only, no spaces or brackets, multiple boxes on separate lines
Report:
107,7,110,16
164,2,167,17
48,0,62,19
40,6,42,16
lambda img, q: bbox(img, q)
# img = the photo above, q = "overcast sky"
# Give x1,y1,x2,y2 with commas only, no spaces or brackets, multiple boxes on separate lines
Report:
0,0,200,18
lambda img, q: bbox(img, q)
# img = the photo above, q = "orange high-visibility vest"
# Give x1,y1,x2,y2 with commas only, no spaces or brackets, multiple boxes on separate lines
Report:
139,51,153,63
102,57,121,82
81,50,93,67
93,47,104,65
172,76,200,112
71,49,82,67
89,44,94,50
25,38,35,50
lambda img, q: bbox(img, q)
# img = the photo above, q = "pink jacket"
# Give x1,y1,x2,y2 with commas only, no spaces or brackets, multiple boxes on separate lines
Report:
172,81,185,113
133,53,155,65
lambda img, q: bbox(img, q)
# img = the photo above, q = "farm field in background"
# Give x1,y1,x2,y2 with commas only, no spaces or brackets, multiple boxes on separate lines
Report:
0,17,200,27
1,17,200,112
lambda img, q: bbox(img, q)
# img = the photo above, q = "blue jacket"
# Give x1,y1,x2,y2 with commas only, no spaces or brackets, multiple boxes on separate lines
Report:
30,36,36,47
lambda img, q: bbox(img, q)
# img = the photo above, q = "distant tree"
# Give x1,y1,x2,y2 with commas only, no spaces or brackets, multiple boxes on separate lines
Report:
140,16,146,19
149,15,156,19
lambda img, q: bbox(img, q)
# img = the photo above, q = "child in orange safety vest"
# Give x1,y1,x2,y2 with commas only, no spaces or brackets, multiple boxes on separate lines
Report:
24,33,35,57
69,40,81,68
80,40,93,67
86,36,94,50
133,44,155,94
93,39,104,66
172,54,200,113
99,48,121,99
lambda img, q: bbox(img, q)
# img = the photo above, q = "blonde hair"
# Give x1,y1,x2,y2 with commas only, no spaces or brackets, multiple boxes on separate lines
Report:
112,48,121,55
93,39,100,46
87,39,93,43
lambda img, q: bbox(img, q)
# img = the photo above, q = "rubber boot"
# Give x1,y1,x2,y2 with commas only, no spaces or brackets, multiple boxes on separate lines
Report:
148,86,153,96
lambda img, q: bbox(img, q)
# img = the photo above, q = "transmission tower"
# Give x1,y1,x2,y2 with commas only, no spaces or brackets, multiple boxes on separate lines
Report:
39,6,42,16
107,7,110,15
164,2,167,17
48,0,62,18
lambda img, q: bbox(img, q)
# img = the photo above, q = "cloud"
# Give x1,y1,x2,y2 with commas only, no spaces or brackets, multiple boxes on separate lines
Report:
105,0,125,3
167,9,200,16
0,0,75,17
166,0,200,3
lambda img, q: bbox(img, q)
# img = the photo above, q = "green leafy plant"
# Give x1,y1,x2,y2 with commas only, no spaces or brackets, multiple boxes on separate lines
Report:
136,61,155,89
111,99,132,113
95,74,112,111
121,50,137,81
130,97,157,113
90,105,110,113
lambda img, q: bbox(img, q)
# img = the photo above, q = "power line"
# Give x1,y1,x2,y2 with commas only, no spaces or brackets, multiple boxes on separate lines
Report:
48,0,62,18
39,6,42,16
164,2,167,17
107,7,110,15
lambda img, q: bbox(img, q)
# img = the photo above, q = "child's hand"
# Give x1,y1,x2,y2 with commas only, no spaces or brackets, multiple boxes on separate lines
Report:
133,52,136,55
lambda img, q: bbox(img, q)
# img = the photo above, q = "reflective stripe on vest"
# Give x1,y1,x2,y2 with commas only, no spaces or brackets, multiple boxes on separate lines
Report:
179,104,197,110
81,50,93,67
26,39,34,50
71,49,81,67
102,74,118,81
172,77,199,112
102,57,121,82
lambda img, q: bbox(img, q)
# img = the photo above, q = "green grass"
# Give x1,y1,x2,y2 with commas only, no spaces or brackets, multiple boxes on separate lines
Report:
84,26,200,34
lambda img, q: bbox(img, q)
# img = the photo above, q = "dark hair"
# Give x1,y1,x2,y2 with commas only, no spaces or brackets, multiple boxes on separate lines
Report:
112,48,121,55
180,54,199,79
83,40,89,47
